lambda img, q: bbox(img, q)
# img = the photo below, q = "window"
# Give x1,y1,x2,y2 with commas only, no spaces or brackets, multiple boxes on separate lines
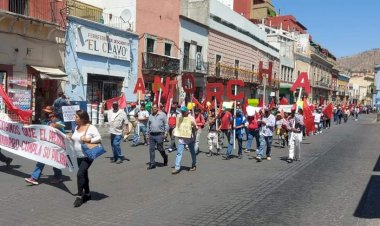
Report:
146,38,155,53
215,54,221,77
183,42,190,70
196,45,202,54
164,43,172,56
9,0,27,15
234,60,239,78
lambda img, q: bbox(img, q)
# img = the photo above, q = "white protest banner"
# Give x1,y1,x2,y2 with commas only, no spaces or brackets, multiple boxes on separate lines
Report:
246,106,262,116
278,105,293,113
62,105,80,122
0,117,78,172
173,117,193,138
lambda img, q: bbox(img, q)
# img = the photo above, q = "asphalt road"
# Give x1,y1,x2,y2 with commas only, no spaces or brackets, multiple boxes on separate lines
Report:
0,114,379,226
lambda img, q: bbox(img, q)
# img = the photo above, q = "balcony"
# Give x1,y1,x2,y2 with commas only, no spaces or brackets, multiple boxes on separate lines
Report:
66,0,102,23
313,81,331,90
208,62,259,84
0,0,66,26
142,52,180,76
182,57,209,74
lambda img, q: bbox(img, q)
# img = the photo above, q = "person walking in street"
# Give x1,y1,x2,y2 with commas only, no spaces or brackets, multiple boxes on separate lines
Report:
217,107,232,150
0,150,12,167
167,103,180,152
25,112,65,185
244,113,260,153
194,108,205,154
336,107,343,124
147,104,169,170
223,106,247,160
70,110,102,207
206,109,219,157
172,106,197,174
53,91,68,120
255,108,276,162
103,101,129,164
133,104,149,146
287,109,304,163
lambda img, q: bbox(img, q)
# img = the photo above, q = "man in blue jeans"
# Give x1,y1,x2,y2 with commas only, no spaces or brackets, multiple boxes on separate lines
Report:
172,106,197,174
223,107,246,160
255,108,276,162
133,104,149,146
104,102,129,164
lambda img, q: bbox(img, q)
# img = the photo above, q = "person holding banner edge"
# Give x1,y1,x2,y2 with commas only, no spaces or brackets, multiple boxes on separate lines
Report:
25,112,65,185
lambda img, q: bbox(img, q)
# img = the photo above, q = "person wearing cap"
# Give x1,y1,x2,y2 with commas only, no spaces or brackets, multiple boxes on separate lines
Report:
104,101,129,164
25,112,64,185
255,108,276,162
286,108,304,163
172,106,197,174
147,104,169,170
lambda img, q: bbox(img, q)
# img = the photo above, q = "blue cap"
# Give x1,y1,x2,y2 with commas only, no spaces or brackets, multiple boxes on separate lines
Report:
181,106,188,112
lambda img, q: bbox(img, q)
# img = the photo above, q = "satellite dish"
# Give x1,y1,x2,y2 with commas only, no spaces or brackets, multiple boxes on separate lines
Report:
120,9,132,23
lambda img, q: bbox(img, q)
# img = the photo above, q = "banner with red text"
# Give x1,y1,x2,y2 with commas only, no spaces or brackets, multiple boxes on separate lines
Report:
0,118,78,172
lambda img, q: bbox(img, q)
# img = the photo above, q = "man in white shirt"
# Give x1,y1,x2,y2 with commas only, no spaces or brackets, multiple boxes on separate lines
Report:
255,108,276,162
313,109,322,134
105,102,129,164
133,104,150,146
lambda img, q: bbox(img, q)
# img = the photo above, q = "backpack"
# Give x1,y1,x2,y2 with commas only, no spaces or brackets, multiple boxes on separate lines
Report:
168,112,178,127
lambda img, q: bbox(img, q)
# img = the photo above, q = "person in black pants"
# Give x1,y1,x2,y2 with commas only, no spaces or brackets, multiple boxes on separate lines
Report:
147,104,169,170
70,110,102,208
0,150,12,167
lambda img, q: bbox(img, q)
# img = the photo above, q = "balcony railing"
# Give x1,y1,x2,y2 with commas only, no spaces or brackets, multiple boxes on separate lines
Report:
314,81,331,89
208,62,259,84
142,52,180,75
182,58,209,74
66,0,102,23
0,0,66,26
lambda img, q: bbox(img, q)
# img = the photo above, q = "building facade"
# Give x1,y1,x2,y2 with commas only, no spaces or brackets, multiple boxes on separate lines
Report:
136,0,181,101
64,16,138,124
182,0,280,103
309,43,335,105
0,2,66,123
180,16,209,100
349,71,374,105
336,73,349,103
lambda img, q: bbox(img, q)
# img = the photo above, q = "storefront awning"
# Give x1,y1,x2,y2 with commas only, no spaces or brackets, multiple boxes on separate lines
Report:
30,66,68,81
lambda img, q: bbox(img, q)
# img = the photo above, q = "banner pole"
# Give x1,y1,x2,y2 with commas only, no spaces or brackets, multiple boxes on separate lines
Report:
214,88,219,150
233,85,237,150
158,77,163,107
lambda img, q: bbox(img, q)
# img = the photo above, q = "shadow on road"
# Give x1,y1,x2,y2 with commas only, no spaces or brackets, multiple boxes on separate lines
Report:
0,164,73,195
354,175,380,218
373,155,380,172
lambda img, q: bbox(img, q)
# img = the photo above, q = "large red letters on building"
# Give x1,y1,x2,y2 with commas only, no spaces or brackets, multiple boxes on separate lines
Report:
290,72,311,94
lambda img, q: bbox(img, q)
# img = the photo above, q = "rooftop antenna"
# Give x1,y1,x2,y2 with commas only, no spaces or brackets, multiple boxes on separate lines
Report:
120,9,132,31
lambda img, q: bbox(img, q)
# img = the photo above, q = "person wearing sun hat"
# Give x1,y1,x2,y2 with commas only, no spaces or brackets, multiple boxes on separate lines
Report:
25,112,64,185
172,105,197,174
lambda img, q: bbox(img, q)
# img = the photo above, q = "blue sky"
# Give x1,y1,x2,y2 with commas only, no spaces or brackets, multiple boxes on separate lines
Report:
272,0,380,58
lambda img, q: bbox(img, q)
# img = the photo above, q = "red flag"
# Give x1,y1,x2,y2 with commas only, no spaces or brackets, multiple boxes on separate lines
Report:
309,104,315,113
105,93,127,110
322,103,333,119
257,97,263,107
279,97,289,105
192,96,204,110
302,98,315,133
0,85,32,123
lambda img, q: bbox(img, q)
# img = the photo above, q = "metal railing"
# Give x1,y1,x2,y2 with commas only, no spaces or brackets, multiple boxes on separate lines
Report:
182,58,209,74
142,52,180,75
0,0,66,26
66,0,102,23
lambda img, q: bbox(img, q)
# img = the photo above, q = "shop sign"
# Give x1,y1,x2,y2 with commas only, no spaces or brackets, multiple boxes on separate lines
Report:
76,26,131,61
